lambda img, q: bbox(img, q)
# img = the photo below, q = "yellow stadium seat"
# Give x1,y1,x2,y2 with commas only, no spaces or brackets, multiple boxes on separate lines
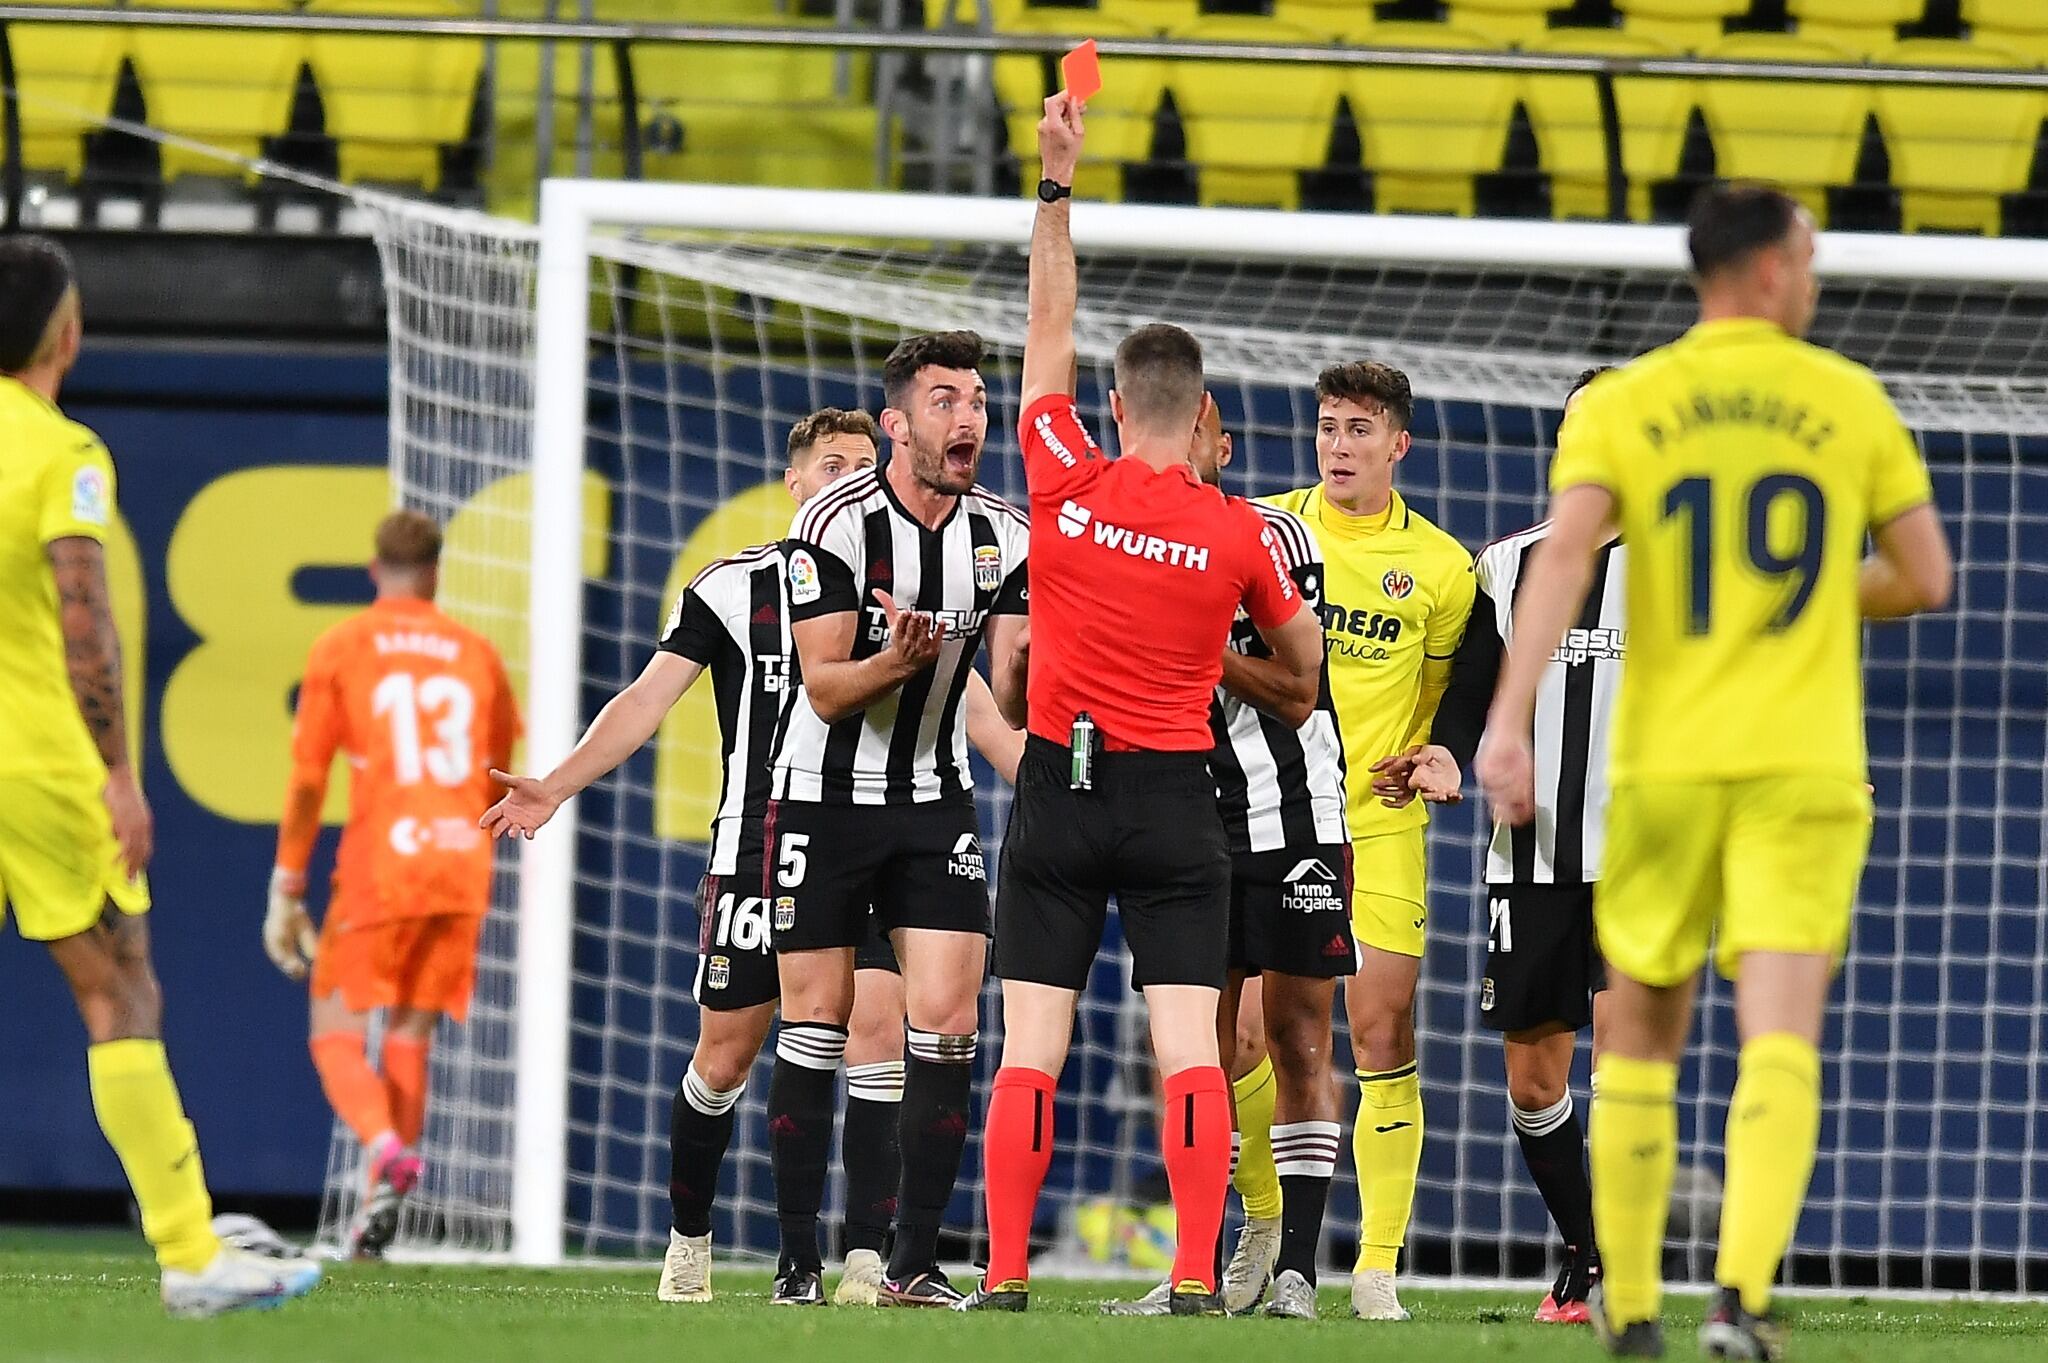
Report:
1345,23,1520,216
130,0,304,181
1615,0,1748,53
1446,0,1559,47
1271,0,1376,44
1696,35,1869,226
1522,28,1695,221
1960,1,2048,64
1102,0,1202,35
644,102,885,191
6,0,128,178
1788,0,1924,58
484,39,625,215
305,0,484,188
992,11,1165,201
1872,39,2045,234
1166,17,1343,210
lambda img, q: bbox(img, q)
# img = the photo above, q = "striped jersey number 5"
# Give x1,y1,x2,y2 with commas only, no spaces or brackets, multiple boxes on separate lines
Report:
371,672,475,786
1661,473,1827,635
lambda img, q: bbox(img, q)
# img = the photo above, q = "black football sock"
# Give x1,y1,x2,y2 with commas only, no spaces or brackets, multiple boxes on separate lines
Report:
887,1031,976,1281
1272,1120,1341,1283
668,1063,745,1238
1514,1092,1596,1257
841,1061,905,1256
767,1021,846,1274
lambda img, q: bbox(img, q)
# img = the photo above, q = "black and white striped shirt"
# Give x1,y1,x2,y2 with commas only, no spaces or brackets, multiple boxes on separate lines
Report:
774,467,1029,805
1433,523,1626,885
659,543,792,875
1209,504,1349,854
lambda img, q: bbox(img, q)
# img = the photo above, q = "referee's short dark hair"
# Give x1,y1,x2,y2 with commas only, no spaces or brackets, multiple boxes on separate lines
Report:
882,330,985,410
1316,361,1413,432
0,235,78,374
787,406,880,463
1113,323,1205,432
1688,183,1803,280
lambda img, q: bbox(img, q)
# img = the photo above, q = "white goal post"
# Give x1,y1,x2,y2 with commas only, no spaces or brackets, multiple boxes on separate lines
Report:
351,177,2048,1287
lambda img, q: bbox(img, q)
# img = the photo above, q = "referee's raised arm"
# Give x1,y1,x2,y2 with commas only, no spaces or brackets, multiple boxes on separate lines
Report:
1023,93,1083,419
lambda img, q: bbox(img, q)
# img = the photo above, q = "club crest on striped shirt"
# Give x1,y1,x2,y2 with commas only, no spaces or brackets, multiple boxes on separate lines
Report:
974,544,1002,592
1381,568,1415,600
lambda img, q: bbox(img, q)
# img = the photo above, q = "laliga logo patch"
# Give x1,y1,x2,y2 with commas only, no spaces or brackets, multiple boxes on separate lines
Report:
707,955,731,990
974,544,1003,592
787,550,821,606
774,896,797,932
71,464,110,527
1057,499,1091,539
1381,568,1415,601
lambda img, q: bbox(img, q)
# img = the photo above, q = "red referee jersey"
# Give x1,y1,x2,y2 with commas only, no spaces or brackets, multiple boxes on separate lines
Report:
1019,392,1302,751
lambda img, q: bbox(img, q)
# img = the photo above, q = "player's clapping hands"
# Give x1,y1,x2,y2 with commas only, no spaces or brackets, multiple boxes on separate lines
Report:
1039,90,1086,184
874,589,946,674
1370,744,1464,810
480,770,563,841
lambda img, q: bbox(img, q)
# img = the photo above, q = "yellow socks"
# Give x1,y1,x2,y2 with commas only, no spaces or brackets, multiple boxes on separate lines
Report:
1351,1064,1422,1273
1590,1052,1678,1327
88,1040,220,1274
1230,1055,1282,1222
1716,1033,1822,1316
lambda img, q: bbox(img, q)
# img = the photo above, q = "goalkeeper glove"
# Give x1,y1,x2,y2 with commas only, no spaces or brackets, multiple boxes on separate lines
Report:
265,867,319,980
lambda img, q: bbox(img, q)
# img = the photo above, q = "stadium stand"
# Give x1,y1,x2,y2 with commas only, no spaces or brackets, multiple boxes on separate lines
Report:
1519,27,1694,221
1872,37,2045,235
1788,0,1928,57
991,10,1164,202
7,0,128,179
1166,16,1341,209
1961,0,2048,64
1695,33,1869,227
1345,21,1521,216
304,0,481,190
129,0,305,181
1269,0,1380,43
1615,0,1750,52
1443,0,1563,46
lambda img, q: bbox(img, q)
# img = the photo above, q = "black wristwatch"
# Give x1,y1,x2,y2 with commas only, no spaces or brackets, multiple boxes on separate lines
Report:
1036,178,1073,204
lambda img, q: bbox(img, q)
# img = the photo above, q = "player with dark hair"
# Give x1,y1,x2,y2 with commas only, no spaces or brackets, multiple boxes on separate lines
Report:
1251,358,1475,1320
1373,364,1618,1325
1479,182,1952,1358
485,409,1024,1304
959,93,1324,1316
766,338,1030,1307
0,234,322,1315
271,509,521,1258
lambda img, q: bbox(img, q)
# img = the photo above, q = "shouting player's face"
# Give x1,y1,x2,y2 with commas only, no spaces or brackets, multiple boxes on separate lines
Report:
787,431,879,505
1316,397,1410,515
1190,392,1234,488
888,365,988,496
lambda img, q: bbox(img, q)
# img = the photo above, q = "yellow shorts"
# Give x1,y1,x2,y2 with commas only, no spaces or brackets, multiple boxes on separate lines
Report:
0,775,151,942
1350,827,1428,958
1598,775,1872,987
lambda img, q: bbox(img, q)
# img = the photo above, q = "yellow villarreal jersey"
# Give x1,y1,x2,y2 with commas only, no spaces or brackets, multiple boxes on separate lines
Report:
1551,318,1934,785
0,376,122,780
1262,486,1475,838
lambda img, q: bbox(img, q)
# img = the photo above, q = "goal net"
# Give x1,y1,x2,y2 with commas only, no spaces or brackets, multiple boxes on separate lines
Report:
329,184,2048,1294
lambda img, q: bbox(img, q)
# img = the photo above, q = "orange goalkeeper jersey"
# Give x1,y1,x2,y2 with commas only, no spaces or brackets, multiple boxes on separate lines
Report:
277,596,520,925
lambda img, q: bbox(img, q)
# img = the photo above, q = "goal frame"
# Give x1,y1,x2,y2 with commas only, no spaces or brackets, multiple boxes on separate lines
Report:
515,176,2048,1267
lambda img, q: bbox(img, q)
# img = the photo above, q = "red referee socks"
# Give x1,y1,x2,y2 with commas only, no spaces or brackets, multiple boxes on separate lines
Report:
1162,1065,1231,1293
981,1067,1057,1285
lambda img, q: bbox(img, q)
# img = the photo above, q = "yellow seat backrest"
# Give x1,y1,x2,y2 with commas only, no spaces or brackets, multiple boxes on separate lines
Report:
1614,0,1749,54
304,0,485,189
6,0,131,178
1522,27,1694,221
1166,16,1343,210
1445,0,1561,47
1347,22,1520,217
1788,0,1925,57
1958,1,2048,63
1270,0,1377,44
130,0,304,180
992,11,1165,201
1696,34,1869,226
1872,38,2045,234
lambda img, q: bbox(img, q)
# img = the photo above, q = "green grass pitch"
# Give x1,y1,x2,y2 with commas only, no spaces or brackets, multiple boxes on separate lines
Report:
6,1227,2048,1363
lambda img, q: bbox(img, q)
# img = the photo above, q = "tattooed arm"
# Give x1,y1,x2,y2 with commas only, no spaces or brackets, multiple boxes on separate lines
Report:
49,535,152,875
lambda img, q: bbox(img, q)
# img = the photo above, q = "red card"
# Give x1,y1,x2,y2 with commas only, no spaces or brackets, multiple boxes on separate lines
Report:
1061,39,1102,103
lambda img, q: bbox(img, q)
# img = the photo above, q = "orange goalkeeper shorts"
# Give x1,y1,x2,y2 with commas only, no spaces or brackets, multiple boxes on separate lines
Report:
310,911,487,1020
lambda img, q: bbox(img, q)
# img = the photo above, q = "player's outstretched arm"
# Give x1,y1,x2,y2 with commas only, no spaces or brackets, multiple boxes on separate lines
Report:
482,651,703,840
48,536,149,877
1478,484,1613,825
790,590,946,725
1861,502,1953,619
1022,93,1084,412
965,668,1027,785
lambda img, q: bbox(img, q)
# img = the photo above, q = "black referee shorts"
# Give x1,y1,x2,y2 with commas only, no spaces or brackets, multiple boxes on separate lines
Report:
994,736,1230,993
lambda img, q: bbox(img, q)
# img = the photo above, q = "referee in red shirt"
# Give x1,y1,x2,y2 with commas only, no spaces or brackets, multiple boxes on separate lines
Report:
958,95,1326,1315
